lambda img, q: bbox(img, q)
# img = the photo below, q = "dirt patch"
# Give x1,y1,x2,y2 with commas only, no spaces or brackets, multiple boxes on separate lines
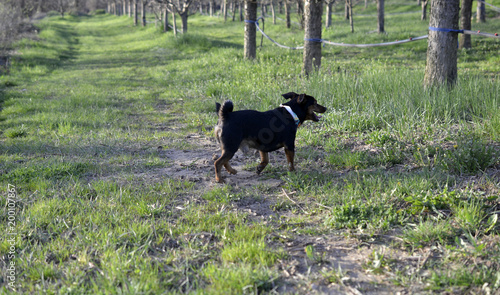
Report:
157,136,285,190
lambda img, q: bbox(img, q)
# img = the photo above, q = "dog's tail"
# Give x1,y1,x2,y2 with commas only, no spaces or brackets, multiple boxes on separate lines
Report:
216,100,233,119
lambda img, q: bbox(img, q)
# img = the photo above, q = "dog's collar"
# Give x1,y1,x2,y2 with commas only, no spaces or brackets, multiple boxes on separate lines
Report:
280,104,301,127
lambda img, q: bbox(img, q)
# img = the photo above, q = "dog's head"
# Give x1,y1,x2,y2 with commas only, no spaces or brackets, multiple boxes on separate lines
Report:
282,92,327,122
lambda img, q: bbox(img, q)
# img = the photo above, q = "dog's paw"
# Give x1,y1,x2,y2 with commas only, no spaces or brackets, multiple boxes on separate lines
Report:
256,165,265,175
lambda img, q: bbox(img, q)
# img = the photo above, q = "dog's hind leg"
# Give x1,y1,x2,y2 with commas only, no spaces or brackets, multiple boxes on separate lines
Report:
214,151,236,183
256,151,269,174
224,162,237,175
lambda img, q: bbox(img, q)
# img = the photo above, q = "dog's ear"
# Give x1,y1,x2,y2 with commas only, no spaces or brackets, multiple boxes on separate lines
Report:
282,92,299,100
297,94,306,104
215,102,221,113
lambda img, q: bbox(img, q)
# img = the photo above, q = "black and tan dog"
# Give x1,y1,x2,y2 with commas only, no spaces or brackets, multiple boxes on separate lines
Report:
213,92,327,183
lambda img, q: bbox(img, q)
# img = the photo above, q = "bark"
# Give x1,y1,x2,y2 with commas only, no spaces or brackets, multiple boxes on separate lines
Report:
325,1,333,28
344,0,349,19
423,0,460,88
285,0,290,28
459,0,472,49
244,0,257,59
232,1,236,21
377,0,384,33
302,0,323,75
133,0,138,25
348,0,353,32
239,1,243,21
477,1,485,23
141,0,146,27
180,11,188,33
297,0,304,29
421,0,428,21
172,8,177,36
163,5,169,31
223,0,227,21
270,0,276,24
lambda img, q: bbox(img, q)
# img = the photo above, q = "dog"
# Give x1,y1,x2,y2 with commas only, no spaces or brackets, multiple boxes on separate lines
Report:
213,92,327,183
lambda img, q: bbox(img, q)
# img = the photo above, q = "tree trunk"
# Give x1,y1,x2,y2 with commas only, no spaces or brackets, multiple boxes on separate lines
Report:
141,0,146,27
172,8,177,36
459,0,472,49
232,1,236,21
244,0,257,59
163,5,169,31
133,0,138,25
297,0,304,29
180,11,188,33
325,1,333,28
239,1,244,21
123,0,127,15
377,0,384,33
285,0,290,28
345,0,349,20
477,1,485,23
348,0,354,32
223,0,227,21
421,0,428,21
270,0,276,24
303,0,323,75
423,0,460,88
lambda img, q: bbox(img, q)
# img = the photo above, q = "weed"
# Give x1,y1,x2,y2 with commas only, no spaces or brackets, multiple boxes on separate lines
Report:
321,265,347,285
438,132,499,175
364,249,393,275
3,126,27,138
403,220,456,248
325,197,401,230
452,198,498,236
203,263,277,294
221,239,283,266
403,187,458,216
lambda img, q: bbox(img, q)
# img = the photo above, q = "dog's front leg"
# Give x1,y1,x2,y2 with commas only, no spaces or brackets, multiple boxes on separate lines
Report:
284,148,295,171
256,151,269,174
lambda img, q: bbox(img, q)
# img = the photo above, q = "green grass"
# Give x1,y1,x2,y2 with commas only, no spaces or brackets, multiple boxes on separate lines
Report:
0,2,499,293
